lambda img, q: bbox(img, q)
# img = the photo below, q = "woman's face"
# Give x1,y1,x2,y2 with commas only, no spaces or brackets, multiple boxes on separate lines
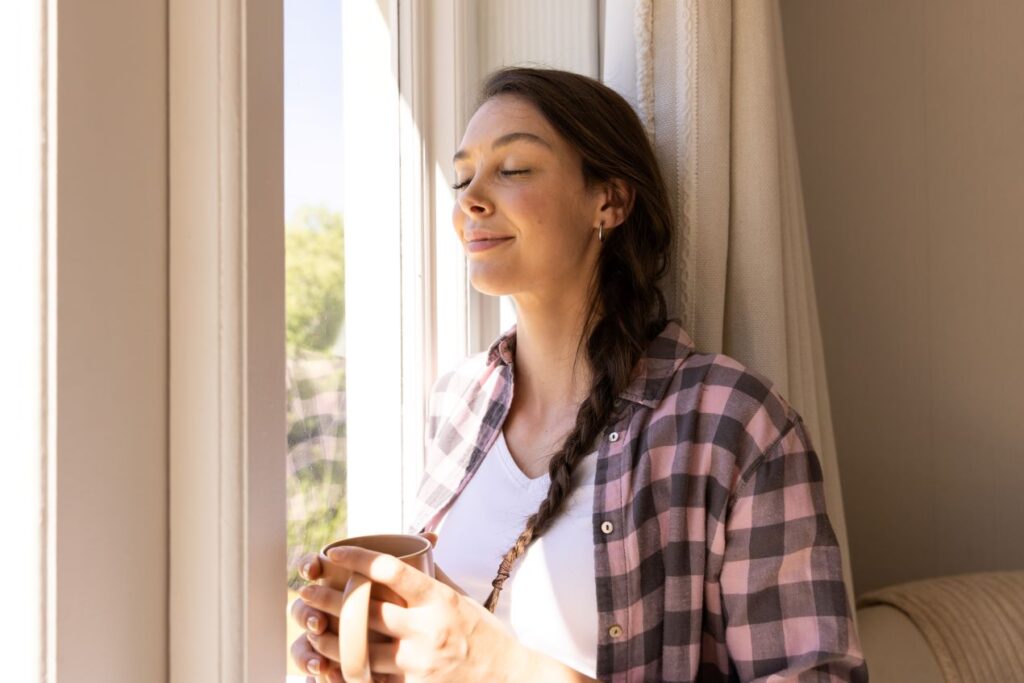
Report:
451,94,607,302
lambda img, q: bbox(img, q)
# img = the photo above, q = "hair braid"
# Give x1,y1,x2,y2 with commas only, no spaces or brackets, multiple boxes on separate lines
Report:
473,67,674,614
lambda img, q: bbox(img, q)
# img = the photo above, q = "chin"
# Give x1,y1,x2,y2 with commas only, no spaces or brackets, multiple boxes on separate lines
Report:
469,280,513,297
467,269,515,297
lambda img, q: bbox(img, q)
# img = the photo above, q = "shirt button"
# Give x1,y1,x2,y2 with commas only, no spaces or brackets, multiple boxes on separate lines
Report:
608,624,623,638
608,431,619,442
600,521,614,534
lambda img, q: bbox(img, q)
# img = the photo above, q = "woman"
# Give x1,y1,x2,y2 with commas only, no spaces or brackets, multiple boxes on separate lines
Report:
290,66,868,682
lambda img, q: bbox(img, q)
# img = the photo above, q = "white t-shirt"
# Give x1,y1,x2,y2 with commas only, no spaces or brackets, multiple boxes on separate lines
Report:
432,429,599,679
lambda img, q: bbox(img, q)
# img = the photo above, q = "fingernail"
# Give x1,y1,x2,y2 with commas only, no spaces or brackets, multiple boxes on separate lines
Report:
300,562,312,579
306,615,320,632
307,658,321,675
299,585,315,599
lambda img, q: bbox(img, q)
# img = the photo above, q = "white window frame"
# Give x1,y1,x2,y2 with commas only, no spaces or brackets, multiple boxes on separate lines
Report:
169,0,285,680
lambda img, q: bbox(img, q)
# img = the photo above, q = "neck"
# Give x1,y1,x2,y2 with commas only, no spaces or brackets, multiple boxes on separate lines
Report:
507,292,597,421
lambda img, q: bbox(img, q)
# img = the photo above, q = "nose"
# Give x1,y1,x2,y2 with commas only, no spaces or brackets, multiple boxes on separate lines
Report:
456,183,494,218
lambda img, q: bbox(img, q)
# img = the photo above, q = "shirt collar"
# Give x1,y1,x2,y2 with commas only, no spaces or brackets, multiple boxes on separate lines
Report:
485,318,695,408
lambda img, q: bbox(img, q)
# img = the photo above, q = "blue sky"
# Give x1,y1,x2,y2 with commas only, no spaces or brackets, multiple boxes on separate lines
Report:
285,0,344,220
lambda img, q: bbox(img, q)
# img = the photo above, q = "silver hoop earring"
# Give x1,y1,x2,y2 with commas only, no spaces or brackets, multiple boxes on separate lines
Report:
599,221,605,242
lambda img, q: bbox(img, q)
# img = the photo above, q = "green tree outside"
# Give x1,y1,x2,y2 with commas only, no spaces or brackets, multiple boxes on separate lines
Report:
285,204,347,590
286,204,345,354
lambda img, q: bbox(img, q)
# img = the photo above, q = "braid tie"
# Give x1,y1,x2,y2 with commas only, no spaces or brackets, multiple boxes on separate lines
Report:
483,557,513,613
493,557,512,588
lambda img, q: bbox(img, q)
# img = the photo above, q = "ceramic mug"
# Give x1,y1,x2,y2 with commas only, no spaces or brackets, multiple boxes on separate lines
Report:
318,534,436,683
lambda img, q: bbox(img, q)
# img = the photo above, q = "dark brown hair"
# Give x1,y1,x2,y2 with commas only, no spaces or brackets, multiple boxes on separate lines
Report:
474,66,677,613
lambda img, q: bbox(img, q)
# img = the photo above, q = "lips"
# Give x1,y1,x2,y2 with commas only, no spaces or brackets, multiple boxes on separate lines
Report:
465,237,513,253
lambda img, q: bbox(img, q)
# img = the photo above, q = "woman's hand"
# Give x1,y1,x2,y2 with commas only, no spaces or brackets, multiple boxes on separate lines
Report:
289,532,473,682
293,539,530,683
289,559,344,683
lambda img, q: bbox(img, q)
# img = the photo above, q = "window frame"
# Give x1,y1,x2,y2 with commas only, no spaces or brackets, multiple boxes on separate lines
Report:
169,0,286,679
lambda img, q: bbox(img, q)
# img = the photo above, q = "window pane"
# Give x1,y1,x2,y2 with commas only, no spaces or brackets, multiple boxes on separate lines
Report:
284,1,344,679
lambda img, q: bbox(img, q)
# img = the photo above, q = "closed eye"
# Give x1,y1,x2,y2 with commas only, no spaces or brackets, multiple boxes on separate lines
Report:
451,169,529,191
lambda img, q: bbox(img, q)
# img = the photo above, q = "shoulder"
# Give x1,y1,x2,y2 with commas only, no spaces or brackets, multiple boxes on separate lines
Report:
424,348,498,442
428,349,490,401
654,347,803,477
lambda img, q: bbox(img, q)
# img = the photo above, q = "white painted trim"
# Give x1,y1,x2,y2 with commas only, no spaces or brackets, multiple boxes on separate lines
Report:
398,0,435,532
341,0,406,537
0,2,45,680
430,0,478,376
169,0,285,680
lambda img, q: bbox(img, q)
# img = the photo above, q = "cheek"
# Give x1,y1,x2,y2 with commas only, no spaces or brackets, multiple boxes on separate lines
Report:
509,187,567,233
451,204,465,237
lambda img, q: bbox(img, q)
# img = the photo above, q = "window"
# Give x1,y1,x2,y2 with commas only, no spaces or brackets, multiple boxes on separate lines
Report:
283,1,346,678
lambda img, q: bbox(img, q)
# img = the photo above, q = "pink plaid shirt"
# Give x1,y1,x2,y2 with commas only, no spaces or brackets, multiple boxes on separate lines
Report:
408,319,868,682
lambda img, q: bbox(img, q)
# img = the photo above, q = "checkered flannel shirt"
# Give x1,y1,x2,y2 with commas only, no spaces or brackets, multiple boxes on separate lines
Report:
407,319,868,682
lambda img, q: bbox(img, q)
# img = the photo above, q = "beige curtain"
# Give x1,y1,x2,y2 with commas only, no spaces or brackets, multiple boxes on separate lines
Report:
633,0,859,631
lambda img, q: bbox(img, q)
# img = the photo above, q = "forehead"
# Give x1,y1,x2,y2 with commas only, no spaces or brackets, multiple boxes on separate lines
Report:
455,95,562,159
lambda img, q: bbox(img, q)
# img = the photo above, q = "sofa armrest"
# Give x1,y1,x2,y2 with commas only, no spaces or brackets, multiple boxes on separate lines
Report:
855,570,1024,682
856,604,944,683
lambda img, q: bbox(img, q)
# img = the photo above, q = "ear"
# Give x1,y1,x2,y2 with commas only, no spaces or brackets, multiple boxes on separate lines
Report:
594,177,635,231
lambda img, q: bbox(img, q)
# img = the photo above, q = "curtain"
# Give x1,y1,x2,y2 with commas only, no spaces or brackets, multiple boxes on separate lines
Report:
614,0,860,631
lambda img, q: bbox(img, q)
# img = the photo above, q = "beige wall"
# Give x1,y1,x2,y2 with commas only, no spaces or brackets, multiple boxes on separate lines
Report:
779,1,1024,595
53,0,168,680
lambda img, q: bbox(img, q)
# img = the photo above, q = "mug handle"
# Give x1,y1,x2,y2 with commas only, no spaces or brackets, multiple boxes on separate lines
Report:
339,571,374,683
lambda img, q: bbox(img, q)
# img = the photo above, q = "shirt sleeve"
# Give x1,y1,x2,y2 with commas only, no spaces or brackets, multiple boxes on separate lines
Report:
719,416,869,682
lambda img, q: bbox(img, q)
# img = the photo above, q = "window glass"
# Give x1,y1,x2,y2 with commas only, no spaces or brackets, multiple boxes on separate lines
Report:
284,1,345,679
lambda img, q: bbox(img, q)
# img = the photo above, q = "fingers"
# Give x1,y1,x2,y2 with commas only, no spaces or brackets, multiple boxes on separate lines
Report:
306,625,340,663
290,596,328,635
290,632,342,681
367,598,408,637
298,583,345,621
326,546,433,606
298,552,324,581
366,640,402,676
303,672,344,683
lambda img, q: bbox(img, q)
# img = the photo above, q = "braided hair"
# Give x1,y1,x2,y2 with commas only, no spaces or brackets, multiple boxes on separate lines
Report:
472,67,676,613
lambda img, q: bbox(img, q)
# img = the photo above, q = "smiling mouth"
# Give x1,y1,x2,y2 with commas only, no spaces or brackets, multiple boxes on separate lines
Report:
466,237,514,252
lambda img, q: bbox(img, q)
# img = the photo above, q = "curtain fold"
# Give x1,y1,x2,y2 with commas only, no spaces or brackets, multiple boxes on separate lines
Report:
633,0,859,632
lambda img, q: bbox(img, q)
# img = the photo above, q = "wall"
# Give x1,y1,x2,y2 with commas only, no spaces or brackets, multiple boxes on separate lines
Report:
779,0,1024,595
51,0,168,680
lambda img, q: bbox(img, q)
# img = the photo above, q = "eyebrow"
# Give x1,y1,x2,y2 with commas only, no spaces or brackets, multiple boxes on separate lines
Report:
452,131,553,162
